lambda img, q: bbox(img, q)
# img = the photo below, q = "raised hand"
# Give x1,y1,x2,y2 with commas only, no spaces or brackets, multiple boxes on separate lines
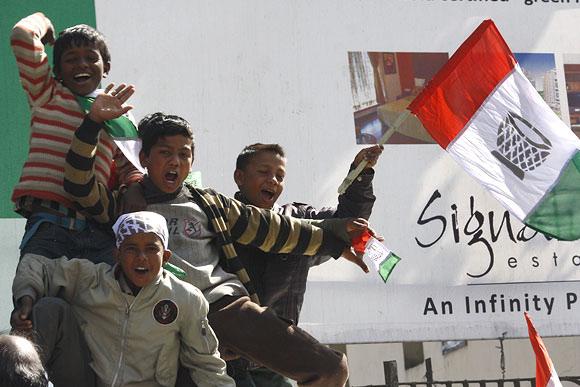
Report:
88,83,135,123
353,144,384,170
37,13,55,45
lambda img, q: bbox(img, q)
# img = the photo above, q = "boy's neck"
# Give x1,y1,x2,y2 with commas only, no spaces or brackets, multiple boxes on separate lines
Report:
117,269,141,296
141,177,184,203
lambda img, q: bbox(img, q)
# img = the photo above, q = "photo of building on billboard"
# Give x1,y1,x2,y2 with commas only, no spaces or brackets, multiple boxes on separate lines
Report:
564,54,580,139
348,52,447,144
349,51,580,144
514,53,560,116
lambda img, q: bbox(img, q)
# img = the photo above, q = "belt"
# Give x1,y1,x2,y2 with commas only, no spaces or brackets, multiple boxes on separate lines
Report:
19,212,88,250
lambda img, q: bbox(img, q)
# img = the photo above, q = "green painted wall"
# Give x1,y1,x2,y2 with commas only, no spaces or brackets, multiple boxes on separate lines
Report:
0,0,96,218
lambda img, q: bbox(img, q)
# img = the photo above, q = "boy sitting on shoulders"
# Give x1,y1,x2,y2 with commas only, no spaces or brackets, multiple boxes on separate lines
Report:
11,211,234,387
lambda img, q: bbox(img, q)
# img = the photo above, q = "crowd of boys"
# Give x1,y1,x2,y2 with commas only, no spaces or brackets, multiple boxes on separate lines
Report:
6,11,383,387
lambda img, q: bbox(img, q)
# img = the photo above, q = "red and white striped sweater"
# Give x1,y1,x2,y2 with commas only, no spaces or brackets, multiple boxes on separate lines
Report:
11,13,136,214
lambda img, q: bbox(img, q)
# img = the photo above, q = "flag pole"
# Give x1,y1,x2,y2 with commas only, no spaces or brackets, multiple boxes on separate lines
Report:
338,109,411,194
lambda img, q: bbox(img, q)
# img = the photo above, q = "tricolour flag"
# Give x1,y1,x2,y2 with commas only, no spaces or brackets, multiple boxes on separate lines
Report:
408,20,580,240
525,312,563,387
362,237,401,283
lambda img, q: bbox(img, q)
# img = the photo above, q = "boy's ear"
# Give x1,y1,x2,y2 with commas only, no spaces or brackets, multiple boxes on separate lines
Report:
113,247,120,263
162,249,172,264
103,62,111,78
139,151,148,168
233,169,244,187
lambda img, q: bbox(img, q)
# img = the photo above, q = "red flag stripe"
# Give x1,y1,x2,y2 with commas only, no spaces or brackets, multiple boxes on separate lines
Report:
525,312,553,386
407,20,516,149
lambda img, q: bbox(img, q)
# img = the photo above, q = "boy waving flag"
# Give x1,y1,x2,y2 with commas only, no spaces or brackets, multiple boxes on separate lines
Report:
408,19,580,240
525,312,563,387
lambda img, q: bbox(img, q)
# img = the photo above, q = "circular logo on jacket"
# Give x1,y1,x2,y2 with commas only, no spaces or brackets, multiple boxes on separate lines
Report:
153,300,178,325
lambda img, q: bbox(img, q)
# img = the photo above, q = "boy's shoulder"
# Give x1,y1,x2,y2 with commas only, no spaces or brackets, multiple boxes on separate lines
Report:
161,270,206,304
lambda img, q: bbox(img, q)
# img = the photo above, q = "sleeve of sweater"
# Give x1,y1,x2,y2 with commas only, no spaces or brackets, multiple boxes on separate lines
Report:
11,13,55,107
221,193,346,258
278,165,376,266
64,116,120,225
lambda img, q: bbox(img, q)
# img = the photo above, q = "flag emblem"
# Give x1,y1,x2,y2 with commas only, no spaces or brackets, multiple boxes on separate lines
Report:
491,111,552,180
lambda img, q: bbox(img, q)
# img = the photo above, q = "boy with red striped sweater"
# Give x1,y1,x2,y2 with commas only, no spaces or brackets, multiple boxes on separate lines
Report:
11,12,141,264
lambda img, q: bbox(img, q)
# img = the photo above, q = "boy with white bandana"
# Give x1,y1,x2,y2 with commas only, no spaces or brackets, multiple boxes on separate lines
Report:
11,211,233,387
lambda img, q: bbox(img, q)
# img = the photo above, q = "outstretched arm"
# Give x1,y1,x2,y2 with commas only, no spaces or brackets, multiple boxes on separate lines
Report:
222,193,346,259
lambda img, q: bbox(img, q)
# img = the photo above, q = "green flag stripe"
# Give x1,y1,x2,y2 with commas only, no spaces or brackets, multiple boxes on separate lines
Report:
76,96,138,139
526,150,580,241
378,252,401,283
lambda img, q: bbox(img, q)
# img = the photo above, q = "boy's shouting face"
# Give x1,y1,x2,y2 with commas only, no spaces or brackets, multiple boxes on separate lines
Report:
56,44,110,96
116,232,171,291
113,211,171,293
234,150,286,209
140,135,193,193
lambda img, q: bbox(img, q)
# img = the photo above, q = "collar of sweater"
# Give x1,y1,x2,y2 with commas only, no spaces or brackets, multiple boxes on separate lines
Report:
141,177,192,204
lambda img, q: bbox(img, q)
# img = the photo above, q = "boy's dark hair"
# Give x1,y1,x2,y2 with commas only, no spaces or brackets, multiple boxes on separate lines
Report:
236,143,286,170
53,24,111,74
138,112,194,156
0,335,48,387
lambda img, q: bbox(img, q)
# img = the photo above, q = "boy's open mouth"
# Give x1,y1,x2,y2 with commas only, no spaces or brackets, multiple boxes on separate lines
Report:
73,73,92,82
260,189,275,201
165,171,178,183
134,267,149,274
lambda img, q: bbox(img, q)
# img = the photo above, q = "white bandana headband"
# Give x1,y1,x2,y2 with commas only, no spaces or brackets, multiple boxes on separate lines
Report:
112,211,169,249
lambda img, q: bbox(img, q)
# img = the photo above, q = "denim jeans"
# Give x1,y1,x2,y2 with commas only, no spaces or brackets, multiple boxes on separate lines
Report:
20,220,115,265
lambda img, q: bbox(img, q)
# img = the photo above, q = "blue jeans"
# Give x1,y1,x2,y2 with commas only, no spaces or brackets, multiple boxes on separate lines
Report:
20,220,115,265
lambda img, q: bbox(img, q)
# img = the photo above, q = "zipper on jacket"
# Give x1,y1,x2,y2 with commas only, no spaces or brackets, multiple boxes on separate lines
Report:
111,300,133,387
201,319,212,353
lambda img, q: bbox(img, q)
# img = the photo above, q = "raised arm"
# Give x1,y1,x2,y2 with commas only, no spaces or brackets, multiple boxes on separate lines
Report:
286,145,382,221
334,145,381,219
11,12,56,107
64,84,134,224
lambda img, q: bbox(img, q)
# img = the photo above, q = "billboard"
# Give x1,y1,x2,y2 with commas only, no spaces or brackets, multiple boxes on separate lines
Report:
1,0,580,342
